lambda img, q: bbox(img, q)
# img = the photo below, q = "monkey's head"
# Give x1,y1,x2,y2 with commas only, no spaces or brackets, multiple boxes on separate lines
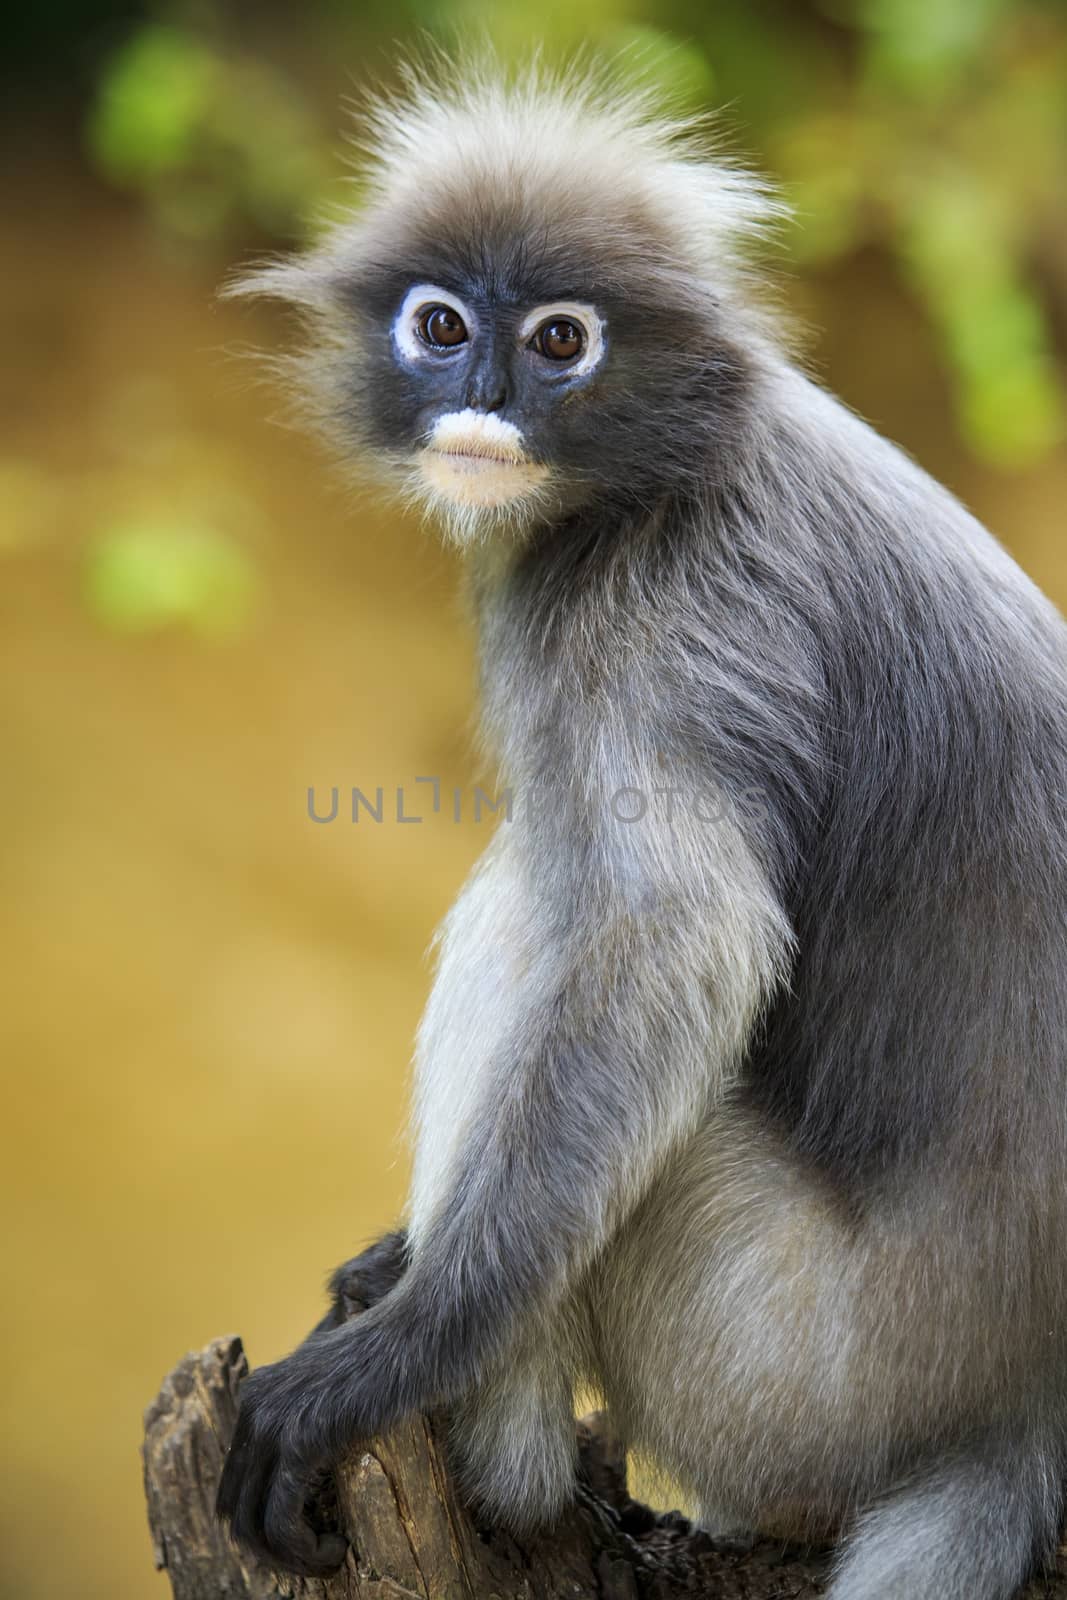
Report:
232,61,780,544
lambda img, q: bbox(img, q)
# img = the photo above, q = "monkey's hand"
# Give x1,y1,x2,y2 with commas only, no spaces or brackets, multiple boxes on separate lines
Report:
310,1229,409,1334
218,1231,411,1573
216,1313,406,1576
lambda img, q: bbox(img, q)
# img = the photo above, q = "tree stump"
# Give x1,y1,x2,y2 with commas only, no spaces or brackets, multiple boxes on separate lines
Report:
143,1335,1067,1600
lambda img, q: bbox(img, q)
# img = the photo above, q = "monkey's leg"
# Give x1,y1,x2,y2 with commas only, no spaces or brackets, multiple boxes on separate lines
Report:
588,1105,1060,1560
445,1311,582,1531
310,1229,409,1334
587,1108,858,1534
827,1440,1060,1600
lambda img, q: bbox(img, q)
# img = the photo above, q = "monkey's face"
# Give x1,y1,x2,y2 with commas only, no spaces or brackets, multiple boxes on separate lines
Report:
323,199,755,543
244,81,768,545
385,281,605,521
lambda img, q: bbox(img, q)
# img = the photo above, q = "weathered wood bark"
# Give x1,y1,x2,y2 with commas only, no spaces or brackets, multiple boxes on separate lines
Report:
144,1336,1067,1600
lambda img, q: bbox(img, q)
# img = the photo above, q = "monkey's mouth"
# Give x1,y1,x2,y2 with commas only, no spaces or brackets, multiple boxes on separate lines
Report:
417,447,550,508
427,445,527,469
416,409,550,509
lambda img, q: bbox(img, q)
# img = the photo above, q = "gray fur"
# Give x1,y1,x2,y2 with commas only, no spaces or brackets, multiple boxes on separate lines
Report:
216,61,1067,1596
827,1441,1061,1599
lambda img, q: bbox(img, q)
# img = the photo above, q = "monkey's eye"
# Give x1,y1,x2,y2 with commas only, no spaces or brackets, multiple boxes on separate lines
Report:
530,318,585,362
416,305,469,350
518,302,604,377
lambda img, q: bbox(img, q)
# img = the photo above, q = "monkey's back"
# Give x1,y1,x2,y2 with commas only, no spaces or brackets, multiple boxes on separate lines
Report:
729,369,1067,1201
584,382,1067,1516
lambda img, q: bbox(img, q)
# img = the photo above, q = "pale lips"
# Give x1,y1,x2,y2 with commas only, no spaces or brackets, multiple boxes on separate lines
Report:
419,410,549,506
427,442,526,473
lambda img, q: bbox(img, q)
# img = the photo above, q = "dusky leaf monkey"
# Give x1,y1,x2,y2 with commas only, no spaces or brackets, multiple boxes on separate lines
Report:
216,60,1067,1599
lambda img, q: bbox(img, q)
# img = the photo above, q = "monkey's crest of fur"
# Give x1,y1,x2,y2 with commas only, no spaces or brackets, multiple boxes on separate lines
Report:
360,60,781,273
243,59,783,304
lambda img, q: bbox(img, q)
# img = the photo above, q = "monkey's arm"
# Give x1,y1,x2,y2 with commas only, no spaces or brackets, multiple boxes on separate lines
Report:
217,844,787,1575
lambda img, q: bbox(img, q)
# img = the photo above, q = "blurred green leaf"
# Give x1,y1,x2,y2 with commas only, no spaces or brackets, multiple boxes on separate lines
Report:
855,0,1013,94
87,25,219,183
86,22,333,241
83,521,259,639
897,171,1065,465
961,360,1065,466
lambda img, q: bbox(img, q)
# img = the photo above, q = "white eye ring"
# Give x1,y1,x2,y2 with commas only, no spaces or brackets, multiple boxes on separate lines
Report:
519,302,605,377
393,284,476,363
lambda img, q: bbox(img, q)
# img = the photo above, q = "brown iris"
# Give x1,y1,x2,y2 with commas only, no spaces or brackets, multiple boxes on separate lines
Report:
417,305,468,349
533,319,584,362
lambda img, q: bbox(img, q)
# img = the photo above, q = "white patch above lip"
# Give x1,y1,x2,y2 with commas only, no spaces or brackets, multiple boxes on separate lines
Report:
426,408,529,464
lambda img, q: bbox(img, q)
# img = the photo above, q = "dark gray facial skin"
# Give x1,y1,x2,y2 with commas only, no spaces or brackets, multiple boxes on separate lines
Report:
324,198,757,521
217,69,1067,1600
357,238,616,442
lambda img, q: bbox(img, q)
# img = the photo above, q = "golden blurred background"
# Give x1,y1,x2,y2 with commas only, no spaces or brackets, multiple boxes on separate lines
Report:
2,3,1065,1596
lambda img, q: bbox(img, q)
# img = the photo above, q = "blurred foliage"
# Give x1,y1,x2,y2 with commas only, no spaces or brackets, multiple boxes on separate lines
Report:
774,0,1067,464
83,520,259,636
87,24,331,240
69,0,1067,470
9,0,1061,625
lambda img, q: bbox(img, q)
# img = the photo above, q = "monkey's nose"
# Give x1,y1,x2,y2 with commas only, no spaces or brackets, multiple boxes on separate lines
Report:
465,378,508,413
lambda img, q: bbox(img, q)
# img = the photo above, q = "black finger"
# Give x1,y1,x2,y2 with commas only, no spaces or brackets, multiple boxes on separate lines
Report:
228,1432,280,1562
216,1421,257,1521
263,1455,348,1576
